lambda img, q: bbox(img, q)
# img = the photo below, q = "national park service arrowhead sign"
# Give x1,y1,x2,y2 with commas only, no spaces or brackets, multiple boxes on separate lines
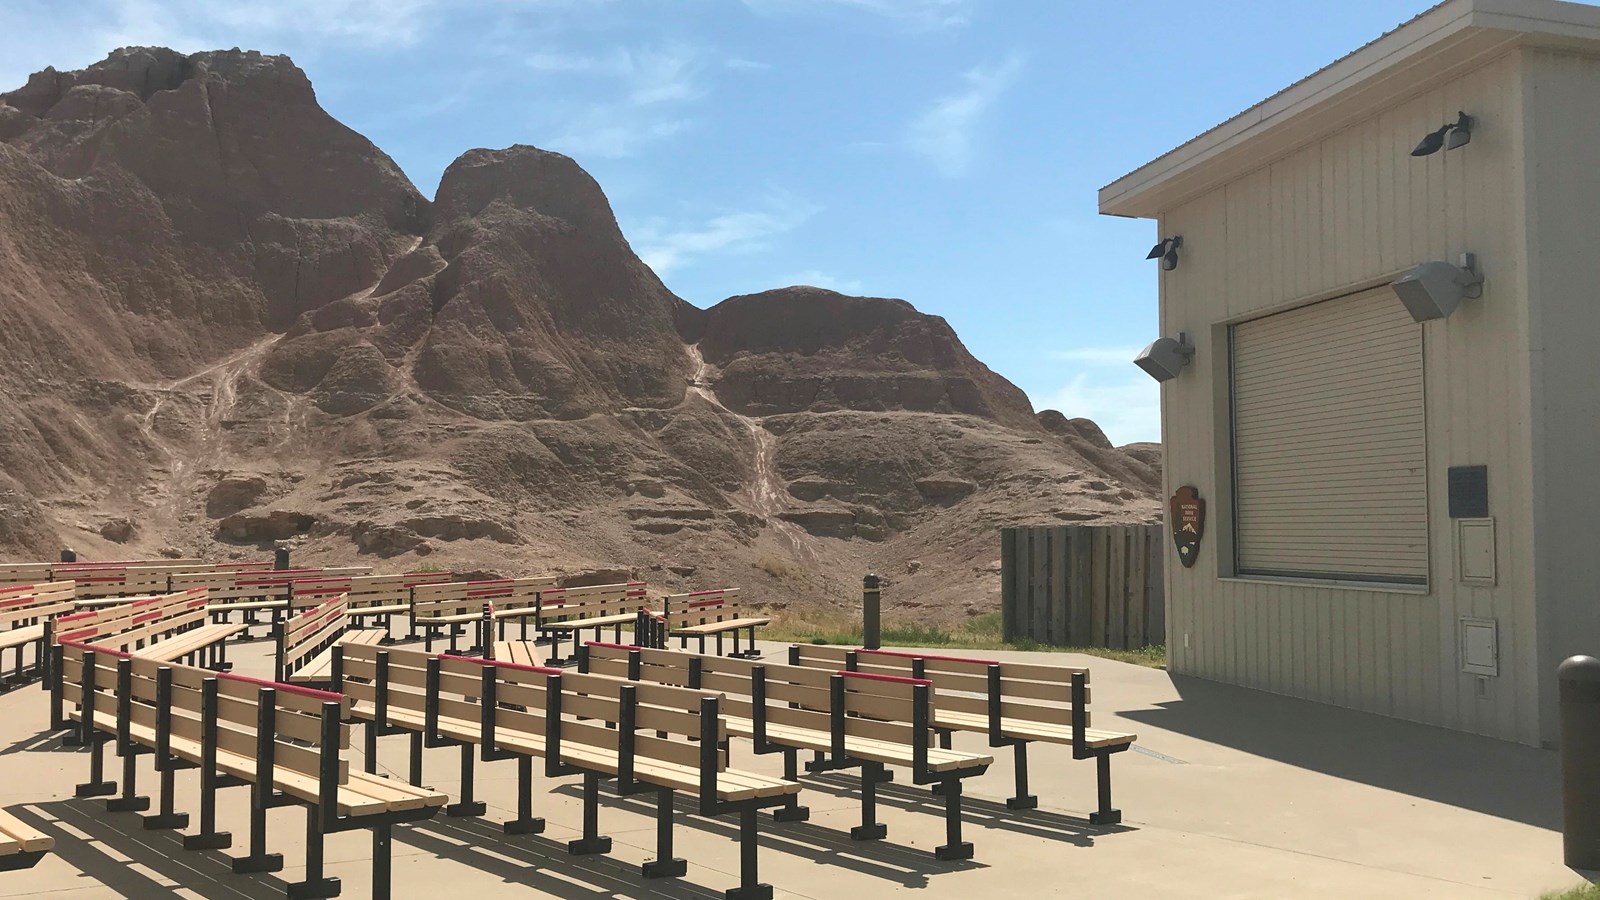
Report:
1170,486,1205,569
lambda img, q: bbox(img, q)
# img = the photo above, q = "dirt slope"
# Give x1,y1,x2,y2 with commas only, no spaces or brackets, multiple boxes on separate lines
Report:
0,48,1159,625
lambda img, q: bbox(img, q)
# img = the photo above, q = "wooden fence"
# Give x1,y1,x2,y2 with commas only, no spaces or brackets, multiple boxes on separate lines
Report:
1000,524,1165,649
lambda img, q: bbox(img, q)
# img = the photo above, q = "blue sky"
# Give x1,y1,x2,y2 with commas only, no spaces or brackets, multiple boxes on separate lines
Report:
0,0,1443,444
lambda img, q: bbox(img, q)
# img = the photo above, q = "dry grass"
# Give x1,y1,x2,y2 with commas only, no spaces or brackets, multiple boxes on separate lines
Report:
1541,884,1600,899
761,610,1166,668
756,556,803,581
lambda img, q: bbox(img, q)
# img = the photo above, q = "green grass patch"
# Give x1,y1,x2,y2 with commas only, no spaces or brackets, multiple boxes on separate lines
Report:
761,611,1166,668
1541,884,1600,899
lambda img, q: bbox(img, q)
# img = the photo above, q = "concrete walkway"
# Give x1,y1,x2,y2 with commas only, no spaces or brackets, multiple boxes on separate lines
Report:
0,637,1576,899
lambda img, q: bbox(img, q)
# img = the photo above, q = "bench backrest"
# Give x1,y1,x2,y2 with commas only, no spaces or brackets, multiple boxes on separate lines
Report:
588,643,927,748
662,589,743,631
411,577,554,623
53,589,210,647
538,582,648,625
170,566,374,603
290,572,454,613
278,593,353,682
0,581,78,630
0,563,54,589
789,644,1089,729
338,643,727,776
60,640,350,785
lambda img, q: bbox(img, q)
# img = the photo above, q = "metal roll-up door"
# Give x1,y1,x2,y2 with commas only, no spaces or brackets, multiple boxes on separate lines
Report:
1231,288,1428,583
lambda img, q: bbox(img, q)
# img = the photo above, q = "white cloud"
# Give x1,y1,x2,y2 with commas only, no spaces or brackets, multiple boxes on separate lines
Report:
631,194,820,276
1052,345,1143,365
549,111,691,159
781,269,865,294
908,52,1024,177
724,57,772,71
740,0,970,29
1031,370,1161,447
527,43,708,159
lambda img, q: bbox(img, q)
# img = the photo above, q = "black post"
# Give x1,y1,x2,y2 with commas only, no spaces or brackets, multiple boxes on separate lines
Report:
1562,655,1600,868
862,574,881,651
273,543,290,571
60,548,77,563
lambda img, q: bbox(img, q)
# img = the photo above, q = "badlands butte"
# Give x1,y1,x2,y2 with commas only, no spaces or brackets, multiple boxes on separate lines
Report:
0,47,1160,626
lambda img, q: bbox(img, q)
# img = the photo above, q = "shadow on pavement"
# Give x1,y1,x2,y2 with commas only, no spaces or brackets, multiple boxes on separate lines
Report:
1122,674,1560,829
549,780,983,888
13,799,290,898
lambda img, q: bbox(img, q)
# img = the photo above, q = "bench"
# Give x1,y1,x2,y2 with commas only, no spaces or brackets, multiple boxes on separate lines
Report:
580,642,991,859
0,563,53,590
334,643,800,899
289,573,454,641
56,561,269,600
410,577,552,653
60,640,445,899
664,589,768,658
790,644,1136,823
535,582,650,666
48,589,244,735
0,581,76,682
171,567,374,639
276,593,386,685
0,809,52,871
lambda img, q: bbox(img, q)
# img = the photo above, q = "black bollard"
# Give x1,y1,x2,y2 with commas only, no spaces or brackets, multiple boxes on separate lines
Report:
60,548,77,563
862,574,881,651
1561,655,1600,869
274,543,290,571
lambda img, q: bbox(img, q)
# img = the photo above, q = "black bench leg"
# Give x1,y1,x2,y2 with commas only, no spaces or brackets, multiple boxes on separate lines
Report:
107,745,150,812
732,630,740,657
448,624,461,655
726,804,773,900
641,787,687,878
364,720,378,775
716,633,724,657
1089,751,1121,825
772,750,809,822
934,777,974,861
567,772,612,855
143,763,188,830
504,755,545,834
448,744,487,817
232,778,283,873
288,806,340,899
409,732,425,787
182,760,231,850
850,762,888,841
425,627,434,654
1007,743,1038,810
372,822,392,900
938,729,953,750
76,734,116,797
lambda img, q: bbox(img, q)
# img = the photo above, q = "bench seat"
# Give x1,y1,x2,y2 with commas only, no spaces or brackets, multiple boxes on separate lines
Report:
287,630,388,684
207,599,287,612
541,612,638,630
492,641,543,667
670,616,770,636
0,808,53,859
935,710,1135,751
490,606,541,621
74,708,444,816
722,716,991,773
0,624,44,652
348,604,408,618
351,700,795,803
139,624,247,662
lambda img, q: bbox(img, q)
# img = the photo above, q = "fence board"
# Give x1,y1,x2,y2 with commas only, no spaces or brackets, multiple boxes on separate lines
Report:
1001,524,1165,649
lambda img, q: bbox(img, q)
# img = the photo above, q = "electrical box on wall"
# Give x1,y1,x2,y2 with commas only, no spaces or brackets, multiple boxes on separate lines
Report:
1456,518,1497,585
1459,617,1499,677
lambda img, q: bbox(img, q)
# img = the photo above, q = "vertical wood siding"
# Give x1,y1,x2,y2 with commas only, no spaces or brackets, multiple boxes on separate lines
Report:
1155,51,1540,744
1001,525,1165,649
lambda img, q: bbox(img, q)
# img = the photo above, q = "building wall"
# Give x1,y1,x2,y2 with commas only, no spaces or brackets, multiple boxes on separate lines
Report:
1521,48,1600,746
1156,51,1541,744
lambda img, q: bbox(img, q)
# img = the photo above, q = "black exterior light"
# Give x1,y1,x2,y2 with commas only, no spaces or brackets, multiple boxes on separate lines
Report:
1146,236,1182,271
1412,111,1473,156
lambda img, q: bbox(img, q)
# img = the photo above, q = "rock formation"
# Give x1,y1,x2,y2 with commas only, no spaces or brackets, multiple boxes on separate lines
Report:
0,47,1160,625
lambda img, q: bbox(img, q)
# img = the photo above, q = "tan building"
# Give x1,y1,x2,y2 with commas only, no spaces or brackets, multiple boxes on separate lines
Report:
1099,0,1600,746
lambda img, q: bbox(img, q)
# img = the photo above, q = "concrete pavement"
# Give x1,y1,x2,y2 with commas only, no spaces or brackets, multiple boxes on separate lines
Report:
0,637,1577,898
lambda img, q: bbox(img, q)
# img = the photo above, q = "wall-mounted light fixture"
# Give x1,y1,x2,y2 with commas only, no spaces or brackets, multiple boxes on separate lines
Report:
1134,332,1195,383
1391,253,1483,322
1411,111,1474,157
1146,236,1182,271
